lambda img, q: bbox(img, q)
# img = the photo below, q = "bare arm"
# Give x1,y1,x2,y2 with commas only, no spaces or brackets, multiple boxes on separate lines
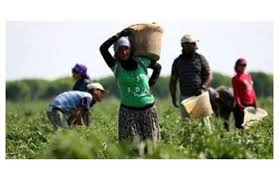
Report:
81,111,91,126
67,108,83,126
148,61,162,87
169,75,179,108
203,71,213,88
200,55,212,88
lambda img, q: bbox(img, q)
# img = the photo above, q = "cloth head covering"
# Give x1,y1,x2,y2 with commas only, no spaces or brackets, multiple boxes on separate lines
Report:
72,64,89,79
234,58,247,72
113,37,131,52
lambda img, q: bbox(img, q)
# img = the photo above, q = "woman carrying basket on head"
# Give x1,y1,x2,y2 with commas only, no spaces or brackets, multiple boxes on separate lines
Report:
100,27,162,142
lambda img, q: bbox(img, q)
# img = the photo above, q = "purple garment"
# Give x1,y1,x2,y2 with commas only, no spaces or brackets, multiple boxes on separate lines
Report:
72,64,89,79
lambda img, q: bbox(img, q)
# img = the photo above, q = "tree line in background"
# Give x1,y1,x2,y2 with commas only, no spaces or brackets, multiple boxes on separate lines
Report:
6,72,273,101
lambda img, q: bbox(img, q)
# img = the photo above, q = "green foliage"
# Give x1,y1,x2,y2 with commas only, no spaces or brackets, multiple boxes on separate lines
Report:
6,98,273,159
152,76,170,98
6,72,273,102
6,81,31,101
211,72,231,88
21,79,49,100
6,101,53,158
6,77,74,101
95,76,119,98
40,78,73,99
250,71,273,97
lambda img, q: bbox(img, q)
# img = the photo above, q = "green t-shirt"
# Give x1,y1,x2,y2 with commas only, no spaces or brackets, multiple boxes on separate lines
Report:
112,57,155,108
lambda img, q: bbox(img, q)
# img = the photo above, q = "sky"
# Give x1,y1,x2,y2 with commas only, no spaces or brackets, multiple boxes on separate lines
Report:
6,21,273,80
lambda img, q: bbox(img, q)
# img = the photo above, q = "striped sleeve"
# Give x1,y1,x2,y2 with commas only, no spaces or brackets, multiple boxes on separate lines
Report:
171,58,178,77
200,55,210,84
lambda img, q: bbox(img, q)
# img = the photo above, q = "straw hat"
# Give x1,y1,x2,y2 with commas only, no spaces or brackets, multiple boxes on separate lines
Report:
181,91,213,119
242,107,268,128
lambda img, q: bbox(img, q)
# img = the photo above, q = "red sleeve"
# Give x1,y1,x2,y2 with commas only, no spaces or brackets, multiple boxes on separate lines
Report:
232,77,242,106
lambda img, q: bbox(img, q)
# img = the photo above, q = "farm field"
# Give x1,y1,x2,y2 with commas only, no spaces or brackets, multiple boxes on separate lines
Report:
6,98,273,159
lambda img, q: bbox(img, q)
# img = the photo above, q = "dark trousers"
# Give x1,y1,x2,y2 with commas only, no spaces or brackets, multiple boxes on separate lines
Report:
219,107,232,131
233,107,244,129
233,104,254,129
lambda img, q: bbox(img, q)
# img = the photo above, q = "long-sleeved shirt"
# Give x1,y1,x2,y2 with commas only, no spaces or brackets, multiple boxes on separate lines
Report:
49,91,95,115
73,78,90,92
232,73,257,106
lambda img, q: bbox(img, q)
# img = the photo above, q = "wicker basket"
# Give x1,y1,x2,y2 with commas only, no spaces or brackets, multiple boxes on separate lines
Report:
181,91,213,119
129,23,163,61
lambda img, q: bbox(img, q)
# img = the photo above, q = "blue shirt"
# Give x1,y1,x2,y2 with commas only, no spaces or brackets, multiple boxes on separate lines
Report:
49,91,94,115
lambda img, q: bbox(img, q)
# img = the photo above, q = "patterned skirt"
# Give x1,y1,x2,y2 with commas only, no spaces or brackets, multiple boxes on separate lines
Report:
118,105,160,142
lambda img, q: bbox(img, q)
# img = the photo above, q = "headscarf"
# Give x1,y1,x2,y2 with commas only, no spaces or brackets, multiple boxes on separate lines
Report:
234,58,247,72
113,37,131,53
72,63,89,79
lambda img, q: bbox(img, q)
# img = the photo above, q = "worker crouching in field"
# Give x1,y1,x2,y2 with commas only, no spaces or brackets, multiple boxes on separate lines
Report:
100,28,162,142
72,63,91,92
46,82,108,128
232,58,257,129
208,86,235,130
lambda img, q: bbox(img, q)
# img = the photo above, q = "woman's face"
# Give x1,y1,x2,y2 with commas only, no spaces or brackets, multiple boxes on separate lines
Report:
72,72,82,80
116,46,131,61
236,64,246,73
